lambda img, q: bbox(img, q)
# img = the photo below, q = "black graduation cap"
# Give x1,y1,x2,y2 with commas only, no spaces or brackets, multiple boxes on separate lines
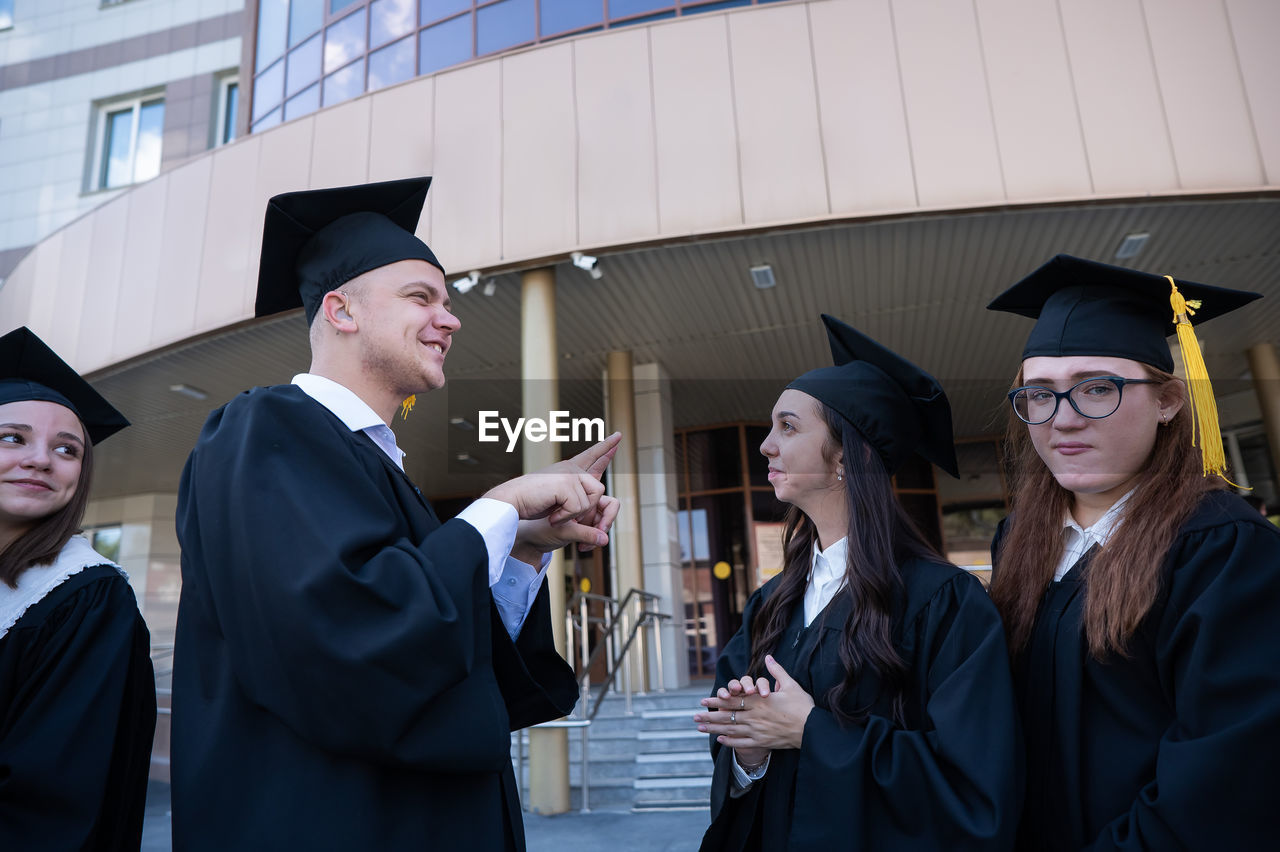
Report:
254,177,445,324
787,315,959,478
0,327,130,445
987,254,1261,372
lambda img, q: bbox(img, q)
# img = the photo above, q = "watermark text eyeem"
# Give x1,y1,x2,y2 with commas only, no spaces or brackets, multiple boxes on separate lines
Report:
477,411,606,452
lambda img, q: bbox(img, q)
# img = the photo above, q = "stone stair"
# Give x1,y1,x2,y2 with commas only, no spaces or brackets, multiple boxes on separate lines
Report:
513,684,714,813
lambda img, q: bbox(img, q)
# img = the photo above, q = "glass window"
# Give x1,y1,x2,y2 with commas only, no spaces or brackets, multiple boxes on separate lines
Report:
684,0,751,14
102,108,134,188
284,83,321,120
88,526,123,562
289,0,324,47
684,427,742,492
0,0,12,30
419,14,472,75
331,0,362,12
608,0,670,19
256,0,289,71
540,0,601,35
97,98,165,189
371,0,417,47
252,107,283,133
476,0,534,56
421,0,471,24
253,58,286,120
287,33,323,96
219,79,239,144
325,8,368,74
368,35,415,91
323,58,366,106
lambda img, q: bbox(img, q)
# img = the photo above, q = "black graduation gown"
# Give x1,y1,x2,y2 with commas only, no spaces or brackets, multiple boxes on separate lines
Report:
171,384,578,852
701,557,1022,851
992,490,1280,850
0,562,157,851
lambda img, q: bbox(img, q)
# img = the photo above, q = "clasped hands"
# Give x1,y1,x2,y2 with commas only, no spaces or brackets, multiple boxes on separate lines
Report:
693,654,815,767
484,432,623,566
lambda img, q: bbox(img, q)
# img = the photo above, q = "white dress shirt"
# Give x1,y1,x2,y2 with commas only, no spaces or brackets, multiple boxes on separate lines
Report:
1054,489,1136,582
730,536,849,791
292,374,548,638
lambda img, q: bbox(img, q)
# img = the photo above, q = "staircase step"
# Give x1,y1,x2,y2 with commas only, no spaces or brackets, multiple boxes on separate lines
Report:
635,750,707,764
632,800,712,814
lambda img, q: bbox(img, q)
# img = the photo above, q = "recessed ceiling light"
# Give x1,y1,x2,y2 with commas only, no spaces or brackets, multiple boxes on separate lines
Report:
454,452,479,465
750,264,776,289
449,417,474,431
169,383,208,400
1114,232,1150,260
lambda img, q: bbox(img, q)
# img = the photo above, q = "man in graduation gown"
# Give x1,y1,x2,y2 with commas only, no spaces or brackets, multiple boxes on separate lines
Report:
171,178,617,851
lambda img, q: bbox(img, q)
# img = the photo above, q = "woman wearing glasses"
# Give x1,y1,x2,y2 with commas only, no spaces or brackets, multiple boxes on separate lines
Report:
987,255,1280,850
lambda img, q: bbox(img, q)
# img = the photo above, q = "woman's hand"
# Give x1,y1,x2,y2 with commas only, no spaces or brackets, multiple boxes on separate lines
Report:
694,655,814,752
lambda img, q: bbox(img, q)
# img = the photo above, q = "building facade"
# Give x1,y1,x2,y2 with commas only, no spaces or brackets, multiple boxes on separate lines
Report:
2,0,1279,796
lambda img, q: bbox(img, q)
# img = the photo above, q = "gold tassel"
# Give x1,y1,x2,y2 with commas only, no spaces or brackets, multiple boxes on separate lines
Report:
400,395,416,420
1167,275,1234,482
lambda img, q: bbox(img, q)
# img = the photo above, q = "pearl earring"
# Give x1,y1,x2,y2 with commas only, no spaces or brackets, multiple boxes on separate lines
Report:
836,472,843,481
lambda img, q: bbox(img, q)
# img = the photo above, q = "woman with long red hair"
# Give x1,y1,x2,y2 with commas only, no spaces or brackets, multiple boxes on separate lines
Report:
988,255,1280,850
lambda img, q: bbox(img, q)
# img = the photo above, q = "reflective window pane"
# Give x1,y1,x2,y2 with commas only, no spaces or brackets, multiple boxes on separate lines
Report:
420,0,471,24
256,0,289,70
253,107,283,133
289,0,324,47
253,58,286,119
540,0,601,35
324,8,368,74
0,0,12,30
477,0,534,56
134,100,164,183
284,83,321,120
608,0,669,19
222,82,239,143
368,35,415,91
418,15,472,75
323,58,366,106
101,108,134,188
685,0,750,14
331,0,361,12
287,34,323,96
371,0,417,47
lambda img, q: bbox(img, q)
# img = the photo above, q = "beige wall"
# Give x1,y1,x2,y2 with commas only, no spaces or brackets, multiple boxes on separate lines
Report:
2,0,1277,373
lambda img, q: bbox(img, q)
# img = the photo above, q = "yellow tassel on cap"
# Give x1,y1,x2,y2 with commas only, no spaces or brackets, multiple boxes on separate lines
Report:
1167,275,1233,481
400,395,416,420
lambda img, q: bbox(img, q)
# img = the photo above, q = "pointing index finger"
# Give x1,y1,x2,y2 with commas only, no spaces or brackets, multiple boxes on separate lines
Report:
572,432,622,479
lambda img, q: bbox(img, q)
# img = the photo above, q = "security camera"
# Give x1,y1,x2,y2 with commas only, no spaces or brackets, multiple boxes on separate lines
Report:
571,252,603,280
452,270,481,293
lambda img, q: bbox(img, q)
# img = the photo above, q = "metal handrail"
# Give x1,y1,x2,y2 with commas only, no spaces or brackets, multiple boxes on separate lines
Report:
564,588,672,720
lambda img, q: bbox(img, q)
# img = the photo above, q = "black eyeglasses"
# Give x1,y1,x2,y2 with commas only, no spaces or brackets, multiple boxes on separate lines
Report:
1008,376,1158,425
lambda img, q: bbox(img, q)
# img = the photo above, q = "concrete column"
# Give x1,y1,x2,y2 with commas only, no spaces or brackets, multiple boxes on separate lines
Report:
634,361,690,691
1247,343,1280,483
520,266,569,814
605,350,648,691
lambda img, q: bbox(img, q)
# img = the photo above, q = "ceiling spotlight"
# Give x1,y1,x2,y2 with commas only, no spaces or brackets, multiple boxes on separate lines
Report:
169,383,208,400
1114,232,1150,260
482,279,496,297
452,270,481,293
449,416,475,431
571,251,603,280
454,452,480,466
750,264,776,289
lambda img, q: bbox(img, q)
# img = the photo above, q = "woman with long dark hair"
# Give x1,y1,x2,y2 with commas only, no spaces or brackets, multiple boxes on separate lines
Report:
988,255,1280,850
0,327,156,851
695,315,1021,851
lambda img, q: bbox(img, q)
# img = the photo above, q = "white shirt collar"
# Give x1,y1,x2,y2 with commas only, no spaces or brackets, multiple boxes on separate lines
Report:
292,374,405,468
1062,487,1137,546
292,374,387,432
809,537,847,585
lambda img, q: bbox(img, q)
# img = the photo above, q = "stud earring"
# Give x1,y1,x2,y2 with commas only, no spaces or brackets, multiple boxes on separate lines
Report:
836,472,843,481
